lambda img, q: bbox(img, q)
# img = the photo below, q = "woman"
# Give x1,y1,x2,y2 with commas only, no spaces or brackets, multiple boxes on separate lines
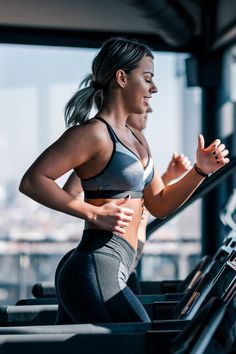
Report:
19,37,229,324
62,107,192,296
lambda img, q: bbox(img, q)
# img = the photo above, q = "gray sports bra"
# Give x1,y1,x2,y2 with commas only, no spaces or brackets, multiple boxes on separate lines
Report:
80,117,154,199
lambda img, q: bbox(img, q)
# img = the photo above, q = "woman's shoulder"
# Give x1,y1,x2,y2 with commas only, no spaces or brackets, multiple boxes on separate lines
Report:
62,118,109,144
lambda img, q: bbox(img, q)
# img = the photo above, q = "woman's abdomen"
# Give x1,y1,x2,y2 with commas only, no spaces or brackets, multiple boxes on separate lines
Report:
84,198,143,249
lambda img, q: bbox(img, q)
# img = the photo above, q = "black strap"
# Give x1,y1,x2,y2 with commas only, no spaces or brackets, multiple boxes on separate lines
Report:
126,124,144,146
93,116,118,143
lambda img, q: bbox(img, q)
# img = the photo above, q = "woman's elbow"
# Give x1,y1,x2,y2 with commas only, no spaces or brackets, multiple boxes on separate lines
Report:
19,177,27,195
19,174,33,196
145,198,168,219
150,209,168,220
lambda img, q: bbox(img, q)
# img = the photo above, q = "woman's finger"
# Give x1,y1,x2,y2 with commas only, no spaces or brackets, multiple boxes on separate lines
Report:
116,220,129,228
116,213,133,222
220,149,229,158
217,144,225,152
120,207,134,216
113,225,126,235
209,138,221,150
213,149,229,162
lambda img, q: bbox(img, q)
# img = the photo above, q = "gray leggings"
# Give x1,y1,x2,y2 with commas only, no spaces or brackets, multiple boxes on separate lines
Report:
55,229,150,324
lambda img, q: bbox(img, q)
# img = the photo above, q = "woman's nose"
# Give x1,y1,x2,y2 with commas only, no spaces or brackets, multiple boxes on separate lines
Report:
151,82,158,93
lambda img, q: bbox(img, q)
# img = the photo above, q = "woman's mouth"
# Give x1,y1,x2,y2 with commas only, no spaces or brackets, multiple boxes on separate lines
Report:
143,96,151,105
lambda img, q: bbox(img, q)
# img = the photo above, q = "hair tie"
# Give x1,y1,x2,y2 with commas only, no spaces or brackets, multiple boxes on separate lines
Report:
91,81,102,91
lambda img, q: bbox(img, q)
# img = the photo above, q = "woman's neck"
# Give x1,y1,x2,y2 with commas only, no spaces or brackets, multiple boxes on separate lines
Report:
98,94,129,128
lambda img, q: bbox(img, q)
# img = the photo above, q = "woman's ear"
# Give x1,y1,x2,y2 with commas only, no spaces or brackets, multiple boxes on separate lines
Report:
115,69,127,88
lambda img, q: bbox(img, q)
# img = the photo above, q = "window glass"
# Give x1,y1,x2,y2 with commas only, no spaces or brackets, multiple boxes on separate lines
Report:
0,45,201,303
142,52,202,281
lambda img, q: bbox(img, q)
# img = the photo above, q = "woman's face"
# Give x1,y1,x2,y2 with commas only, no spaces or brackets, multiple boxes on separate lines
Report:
123,56,157,115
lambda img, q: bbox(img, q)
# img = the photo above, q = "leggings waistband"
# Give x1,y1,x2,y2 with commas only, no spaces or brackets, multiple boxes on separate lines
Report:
76,229,136,272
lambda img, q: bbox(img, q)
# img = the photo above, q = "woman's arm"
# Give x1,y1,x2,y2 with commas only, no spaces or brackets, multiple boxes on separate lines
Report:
137,153,192,242
19,125,97,220
144,134,230,219
19,123,134,234
63,171,84,200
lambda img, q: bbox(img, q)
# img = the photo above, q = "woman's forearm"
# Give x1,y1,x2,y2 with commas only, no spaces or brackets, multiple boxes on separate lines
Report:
19,174,97,222
145,167,205,218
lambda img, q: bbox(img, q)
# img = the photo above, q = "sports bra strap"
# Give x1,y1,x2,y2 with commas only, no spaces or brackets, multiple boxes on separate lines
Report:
93,116,118,143
95,116,146,147
94,116,150,161
125,124,144,147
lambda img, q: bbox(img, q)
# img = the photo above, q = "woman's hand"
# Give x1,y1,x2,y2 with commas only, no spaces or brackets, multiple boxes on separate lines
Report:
196,134,230,175
165,152,192,180
92,196,134,234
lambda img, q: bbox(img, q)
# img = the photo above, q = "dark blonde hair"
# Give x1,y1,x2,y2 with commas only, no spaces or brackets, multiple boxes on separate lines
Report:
65,37,154,127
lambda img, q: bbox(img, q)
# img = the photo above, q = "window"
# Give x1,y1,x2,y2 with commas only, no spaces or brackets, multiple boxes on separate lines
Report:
0,45,202,304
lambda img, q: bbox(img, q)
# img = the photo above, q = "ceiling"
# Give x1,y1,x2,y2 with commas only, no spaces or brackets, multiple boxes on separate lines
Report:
0,0,202,51
0,0,235,52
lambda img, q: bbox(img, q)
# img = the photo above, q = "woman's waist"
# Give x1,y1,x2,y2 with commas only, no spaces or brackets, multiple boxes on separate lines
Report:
85,197,143,248
84,223,140,249
85,196,143,219
77,229,136,270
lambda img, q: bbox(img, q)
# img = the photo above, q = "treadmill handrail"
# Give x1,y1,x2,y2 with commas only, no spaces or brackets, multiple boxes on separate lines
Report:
147,155,236,238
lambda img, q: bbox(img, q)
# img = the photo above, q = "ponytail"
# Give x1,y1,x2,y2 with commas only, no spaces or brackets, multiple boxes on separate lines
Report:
65,73,101,127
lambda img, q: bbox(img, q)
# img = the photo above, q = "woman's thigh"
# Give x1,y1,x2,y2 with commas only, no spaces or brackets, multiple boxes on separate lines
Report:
56,251,111,323
86,251,150,323
56,250,150,323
